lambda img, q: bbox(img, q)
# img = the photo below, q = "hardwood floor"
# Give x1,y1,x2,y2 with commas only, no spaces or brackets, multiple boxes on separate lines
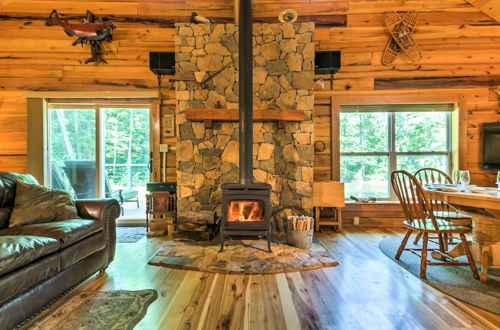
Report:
25,228,500,329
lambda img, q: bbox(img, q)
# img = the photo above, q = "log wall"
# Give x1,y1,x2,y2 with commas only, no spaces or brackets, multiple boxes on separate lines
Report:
0,1,499,225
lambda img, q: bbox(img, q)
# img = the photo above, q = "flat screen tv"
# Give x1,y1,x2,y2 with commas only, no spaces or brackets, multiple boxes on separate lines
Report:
482,122,500,170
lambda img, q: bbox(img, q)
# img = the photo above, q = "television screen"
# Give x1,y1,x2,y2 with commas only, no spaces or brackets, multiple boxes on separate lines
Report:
482,122,500,170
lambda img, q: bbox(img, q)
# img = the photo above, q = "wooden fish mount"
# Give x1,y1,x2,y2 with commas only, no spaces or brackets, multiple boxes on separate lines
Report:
45,9,115,64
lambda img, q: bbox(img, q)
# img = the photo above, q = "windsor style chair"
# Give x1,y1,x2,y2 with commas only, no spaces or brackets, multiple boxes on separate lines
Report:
391,170,478,279
413,168,472,247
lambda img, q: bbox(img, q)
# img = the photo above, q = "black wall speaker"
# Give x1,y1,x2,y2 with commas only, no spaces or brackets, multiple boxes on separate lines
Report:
149,52,175,75
315,51,341,75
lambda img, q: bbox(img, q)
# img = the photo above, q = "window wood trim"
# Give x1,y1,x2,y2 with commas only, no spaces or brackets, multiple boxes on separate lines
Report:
47,98,160,105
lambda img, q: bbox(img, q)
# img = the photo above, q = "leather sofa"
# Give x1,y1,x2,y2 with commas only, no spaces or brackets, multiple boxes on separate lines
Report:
0,172,121,329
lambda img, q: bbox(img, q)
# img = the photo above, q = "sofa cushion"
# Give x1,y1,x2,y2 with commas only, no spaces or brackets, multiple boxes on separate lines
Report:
60,231,106,270
9,179,80,228
0,219,103,249
0,236,60,277
0,252,60,305
0,172,38,208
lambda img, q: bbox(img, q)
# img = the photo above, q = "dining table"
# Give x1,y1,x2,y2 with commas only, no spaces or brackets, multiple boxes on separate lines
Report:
423,184,500,282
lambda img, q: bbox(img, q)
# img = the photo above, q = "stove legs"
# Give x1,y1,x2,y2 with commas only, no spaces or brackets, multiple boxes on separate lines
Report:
267,235,272,253
219,235,225,252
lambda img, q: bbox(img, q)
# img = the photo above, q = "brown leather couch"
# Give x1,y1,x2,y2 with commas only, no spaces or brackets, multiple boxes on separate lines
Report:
0,172,121,329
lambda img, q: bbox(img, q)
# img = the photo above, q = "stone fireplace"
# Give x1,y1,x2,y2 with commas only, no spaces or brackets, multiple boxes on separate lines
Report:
174,20,315,238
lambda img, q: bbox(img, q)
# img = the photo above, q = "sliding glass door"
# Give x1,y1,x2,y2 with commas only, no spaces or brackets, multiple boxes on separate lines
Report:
49,107,97,197
48,105,152,221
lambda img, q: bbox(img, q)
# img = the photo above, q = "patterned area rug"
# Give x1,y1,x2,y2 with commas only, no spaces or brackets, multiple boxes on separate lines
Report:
379,236,500,315
29,290,157,330
116,226,146,243
148,239,338,274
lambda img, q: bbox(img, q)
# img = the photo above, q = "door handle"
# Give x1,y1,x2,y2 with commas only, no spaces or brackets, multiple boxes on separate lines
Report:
148,152,153,173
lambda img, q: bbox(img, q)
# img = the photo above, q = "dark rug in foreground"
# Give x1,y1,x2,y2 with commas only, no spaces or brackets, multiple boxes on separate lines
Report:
117,226,146,243
29,290,157,330
379,236,500,315
148,239,338,274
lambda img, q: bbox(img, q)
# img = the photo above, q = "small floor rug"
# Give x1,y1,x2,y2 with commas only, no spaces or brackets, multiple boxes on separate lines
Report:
117,226,146,243
29,290,157,330
148,239,338,274
379,236,500,315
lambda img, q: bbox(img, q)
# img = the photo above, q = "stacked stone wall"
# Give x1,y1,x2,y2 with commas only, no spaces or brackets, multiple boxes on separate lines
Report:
175,22,315,217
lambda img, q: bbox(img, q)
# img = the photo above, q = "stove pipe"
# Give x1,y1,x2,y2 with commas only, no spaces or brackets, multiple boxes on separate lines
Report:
238,0,253,185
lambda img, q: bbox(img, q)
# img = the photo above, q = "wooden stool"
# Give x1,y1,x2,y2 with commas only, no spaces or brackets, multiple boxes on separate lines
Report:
313,181,345,232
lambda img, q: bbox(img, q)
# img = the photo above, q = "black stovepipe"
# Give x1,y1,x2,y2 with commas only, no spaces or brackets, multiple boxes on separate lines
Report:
238,0,253,185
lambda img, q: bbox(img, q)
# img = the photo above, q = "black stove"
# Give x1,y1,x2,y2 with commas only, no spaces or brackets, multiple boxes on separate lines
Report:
219,0,272,252
220,183,272,252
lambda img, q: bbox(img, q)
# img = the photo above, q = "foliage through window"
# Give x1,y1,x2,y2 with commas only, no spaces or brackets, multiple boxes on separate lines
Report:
48,106,150,198
340,105,452,199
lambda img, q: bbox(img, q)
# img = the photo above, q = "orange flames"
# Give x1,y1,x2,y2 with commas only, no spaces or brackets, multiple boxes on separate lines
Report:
228,201,264,222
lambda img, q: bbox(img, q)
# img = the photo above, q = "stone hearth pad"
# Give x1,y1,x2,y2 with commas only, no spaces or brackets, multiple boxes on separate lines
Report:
148,239,338,274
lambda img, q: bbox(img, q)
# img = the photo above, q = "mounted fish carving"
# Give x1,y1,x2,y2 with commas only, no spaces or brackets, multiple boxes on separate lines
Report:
45,9,115,64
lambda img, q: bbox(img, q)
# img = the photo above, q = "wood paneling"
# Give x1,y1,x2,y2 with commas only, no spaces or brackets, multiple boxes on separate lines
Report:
0,0,499,216
311,1,500,189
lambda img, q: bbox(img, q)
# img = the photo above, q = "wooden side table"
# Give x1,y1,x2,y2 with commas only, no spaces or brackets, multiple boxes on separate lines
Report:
313,181,345,232
146,191,176,238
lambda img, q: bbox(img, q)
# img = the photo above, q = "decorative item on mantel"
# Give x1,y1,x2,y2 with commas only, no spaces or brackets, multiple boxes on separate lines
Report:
382,11,421,66
45,9,115,64
279,9,298,23
190,12,214,24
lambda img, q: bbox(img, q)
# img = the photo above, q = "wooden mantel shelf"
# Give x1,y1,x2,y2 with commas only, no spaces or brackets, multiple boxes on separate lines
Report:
186,108,305,128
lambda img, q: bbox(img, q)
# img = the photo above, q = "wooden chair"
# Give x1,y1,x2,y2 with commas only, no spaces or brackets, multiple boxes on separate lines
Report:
313,181,345,232
414,168,472,246
391,170,479,279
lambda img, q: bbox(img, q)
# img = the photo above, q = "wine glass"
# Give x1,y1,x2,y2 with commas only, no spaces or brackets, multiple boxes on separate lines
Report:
452,170,461,185
460,170,470,191
496,171,500,189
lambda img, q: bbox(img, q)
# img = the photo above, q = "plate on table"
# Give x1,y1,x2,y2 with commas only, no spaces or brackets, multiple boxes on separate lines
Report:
426,184,461,192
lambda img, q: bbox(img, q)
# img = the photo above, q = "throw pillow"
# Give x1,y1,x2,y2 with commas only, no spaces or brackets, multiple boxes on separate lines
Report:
8,179,80,228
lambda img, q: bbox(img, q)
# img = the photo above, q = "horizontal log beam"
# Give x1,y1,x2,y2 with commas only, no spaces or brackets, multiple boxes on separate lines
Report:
375,76,500,90
0,14,347,27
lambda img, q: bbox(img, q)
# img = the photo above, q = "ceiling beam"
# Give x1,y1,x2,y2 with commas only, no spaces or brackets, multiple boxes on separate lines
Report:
465,0,500,23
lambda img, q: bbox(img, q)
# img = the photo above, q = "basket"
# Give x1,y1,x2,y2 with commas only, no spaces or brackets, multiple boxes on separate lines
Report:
286,227,313,249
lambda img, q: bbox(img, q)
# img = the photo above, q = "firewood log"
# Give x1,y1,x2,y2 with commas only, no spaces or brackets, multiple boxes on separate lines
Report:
177,210,217,225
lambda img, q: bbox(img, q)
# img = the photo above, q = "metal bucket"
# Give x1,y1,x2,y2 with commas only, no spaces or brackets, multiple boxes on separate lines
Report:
286,228,314,249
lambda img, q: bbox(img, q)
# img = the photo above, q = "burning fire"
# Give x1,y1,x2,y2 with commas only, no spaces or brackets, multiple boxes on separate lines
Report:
228,201,264,222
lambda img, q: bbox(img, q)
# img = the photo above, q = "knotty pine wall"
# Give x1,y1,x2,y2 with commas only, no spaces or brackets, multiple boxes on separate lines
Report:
0,0,499,191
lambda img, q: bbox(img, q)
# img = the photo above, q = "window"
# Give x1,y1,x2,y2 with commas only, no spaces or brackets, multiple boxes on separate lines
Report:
340,104,453,199
47,103,153,221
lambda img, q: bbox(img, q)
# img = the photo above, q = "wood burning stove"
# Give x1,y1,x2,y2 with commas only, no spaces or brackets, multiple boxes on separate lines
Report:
219,0,273,252
220,183,272,252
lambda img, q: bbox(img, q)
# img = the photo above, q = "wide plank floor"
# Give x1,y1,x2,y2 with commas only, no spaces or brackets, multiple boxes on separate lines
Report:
24,228,500,329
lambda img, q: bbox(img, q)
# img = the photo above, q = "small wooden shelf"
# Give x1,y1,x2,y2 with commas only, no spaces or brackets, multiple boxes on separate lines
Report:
186,108,305,128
